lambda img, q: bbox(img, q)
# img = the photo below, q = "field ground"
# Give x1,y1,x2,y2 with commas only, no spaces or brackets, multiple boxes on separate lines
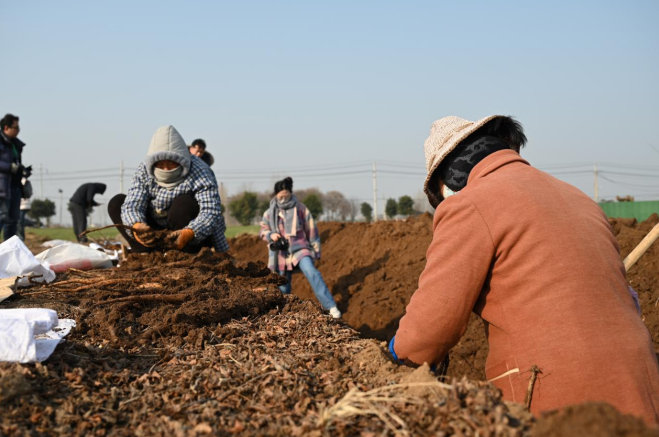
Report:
25,225,260,242
1,215,658,434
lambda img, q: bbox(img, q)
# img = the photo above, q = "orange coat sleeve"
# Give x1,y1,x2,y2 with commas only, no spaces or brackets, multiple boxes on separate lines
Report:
394,195,495,366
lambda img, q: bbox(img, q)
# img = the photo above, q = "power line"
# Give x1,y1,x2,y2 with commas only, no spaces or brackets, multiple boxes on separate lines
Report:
600,170,659,178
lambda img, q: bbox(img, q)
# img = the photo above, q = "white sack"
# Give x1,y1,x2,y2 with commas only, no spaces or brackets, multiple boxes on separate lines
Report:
0,309,76,363
36,243,113,273
0,236,56,286
41,239,71,248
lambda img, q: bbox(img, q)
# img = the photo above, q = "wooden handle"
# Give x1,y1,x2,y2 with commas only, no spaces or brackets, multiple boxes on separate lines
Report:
623,222,659,271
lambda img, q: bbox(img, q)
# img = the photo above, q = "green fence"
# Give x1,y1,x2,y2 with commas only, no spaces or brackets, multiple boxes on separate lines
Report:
598,201,659,221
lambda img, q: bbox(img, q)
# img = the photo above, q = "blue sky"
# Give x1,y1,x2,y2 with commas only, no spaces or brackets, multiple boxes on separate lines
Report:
3,1,659,224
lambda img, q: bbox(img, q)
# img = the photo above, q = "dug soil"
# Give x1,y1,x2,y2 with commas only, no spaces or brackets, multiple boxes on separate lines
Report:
609,213,659,349
2,216,658,435
3,250,540,436
230,213,489,380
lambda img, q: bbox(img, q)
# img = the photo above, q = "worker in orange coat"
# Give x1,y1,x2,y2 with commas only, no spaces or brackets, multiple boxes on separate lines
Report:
391,115,659,425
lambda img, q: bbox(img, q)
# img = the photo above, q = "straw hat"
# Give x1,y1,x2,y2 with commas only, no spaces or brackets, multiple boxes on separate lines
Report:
423,115,503,205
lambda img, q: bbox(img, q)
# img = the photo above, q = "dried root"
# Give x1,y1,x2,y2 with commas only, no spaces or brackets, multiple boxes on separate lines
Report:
94,293,187,307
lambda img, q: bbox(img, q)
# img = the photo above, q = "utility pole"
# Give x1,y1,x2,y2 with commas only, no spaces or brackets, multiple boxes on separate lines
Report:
120,160,125,193
58,189,63,225
39,164,44,199
372,162,378,222
594,163,599,202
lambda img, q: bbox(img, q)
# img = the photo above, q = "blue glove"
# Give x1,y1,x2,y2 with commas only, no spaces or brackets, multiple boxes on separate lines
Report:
389,336,402,363
390,335,449,374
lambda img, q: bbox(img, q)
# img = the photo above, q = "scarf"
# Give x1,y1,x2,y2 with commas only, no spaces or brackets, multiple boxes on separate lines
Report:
438,135,510,192
268,195,298,238
154,166,185,190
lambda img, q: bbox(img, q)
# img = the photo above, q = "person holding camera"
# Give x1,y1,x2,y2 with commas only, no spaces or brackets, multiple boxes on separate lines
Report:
260,177,341,319
0,113,31,241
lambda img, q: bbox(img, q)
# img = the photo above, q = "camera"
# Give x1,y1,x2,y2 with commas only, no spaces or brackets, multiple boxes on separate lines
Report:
269,238,289,251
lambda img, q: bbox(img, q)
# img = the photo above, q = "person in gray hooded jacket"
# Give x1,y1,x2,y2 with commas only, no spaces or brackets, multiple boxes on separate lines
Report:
108,125,228,253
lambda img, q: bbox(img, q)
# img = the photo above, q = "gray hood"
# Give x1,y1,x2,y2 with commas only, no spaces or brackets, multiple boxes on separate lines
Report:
145,125,191,179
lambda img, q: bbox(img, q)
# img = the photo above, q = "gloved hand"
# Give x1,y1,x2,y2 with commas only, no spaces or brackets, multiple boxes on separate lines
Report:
133,222,156,247
389,335,449,375
10,163,20,174
388,336,402,363
167,228,195,250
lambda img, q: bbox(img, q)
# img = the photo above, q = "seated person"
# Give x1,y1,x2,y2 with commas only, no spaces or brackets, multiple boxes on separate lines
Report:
108,125,228,253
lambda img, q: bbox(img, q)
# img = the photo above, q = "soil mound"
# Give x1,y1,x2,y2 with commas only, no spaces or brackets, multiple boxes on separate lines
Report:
3,241,657,435
0,296,536,436
230,214,489,379
609,213,659,348
7,248,287,348
533,402,657,437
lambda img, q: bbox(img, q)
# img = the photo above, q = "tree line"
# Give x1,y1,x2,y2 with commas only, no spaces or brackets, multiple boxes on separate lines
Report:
228,189,419,226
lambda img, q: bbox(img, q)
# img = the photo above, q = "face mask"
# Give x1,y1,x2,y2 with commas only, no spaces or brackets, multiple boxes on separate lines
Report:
277,195,291,205
442,184,458,199
154,166,184,188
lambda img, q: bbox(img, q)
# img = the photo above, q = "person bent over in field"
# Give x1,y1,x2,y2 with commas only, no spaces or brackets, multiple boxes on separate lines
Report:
108,125,228,253
390,114,659,425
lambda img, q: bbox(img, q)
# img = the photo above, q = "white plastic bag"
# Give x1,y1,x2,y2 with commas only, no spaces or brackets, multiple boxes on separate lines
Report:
0,236,56,286
88,242,122,262
41,239,71,248
36,243,113,273
0,309,76,363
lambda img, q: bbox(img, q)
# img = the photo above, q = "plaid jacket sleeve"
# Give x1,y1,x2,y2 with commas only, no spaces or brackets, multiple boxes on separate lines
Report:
121,163,150,233
260,209,273,242
304,205,321,258
188,164,228,251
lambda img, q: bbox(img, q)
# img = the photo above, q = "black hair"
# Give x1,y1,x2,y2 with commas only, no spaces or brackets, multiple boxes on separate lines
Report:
274,177,293,195
0,114,19,130
201,151,215,166
473,115,526,152
191,139,206,150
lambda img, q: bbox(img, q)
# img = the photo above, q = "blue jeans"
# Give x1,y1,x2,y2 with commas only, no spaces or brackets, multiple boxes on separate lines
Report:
279,256,337,310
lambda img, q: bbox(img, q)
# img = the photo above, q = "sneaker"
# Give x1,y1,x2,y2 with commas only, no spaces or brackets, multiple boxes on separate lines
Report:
329,307,342,319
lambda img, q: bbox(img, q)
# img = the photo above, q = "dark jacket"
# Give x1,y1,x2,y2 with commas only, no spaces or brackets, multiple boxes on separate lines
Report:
70,183,107,208
0,133,25,199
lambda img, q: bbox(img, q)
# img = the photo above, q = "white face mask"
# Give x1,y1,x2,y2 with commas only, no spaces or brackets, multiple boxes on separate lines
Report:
277,195,292,205
153,166,185,189
442,184,458,199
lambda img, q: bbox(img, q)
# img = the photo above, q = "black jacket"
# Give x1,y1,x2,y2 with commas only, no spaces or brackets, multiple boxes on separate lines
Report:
0,133,25,198
70,183,107,208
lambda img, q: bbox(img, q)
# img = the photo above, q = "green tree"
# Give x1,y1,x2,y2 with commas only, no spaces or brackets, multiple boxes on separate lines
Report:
228,192,259,226
30,199,57,226
360,202,373,222
397,195,415,216
258,198,270,217
385,198,398,219
304,193,323,219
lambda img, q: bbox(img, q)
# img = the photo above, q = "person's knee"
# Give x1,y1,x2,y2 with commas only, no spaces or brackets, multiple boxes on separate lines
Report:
299,257,318,275
168,195,200,229
171,194,199,211
108,194,126,223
